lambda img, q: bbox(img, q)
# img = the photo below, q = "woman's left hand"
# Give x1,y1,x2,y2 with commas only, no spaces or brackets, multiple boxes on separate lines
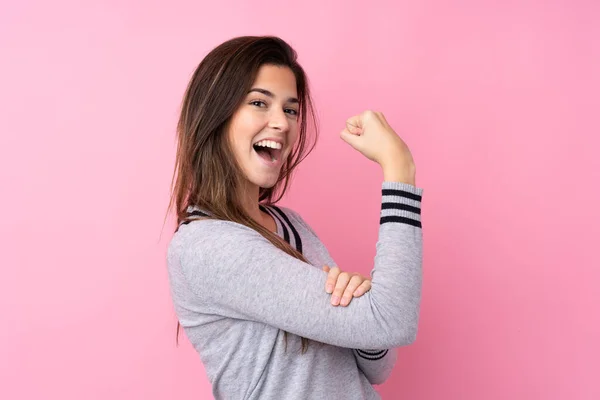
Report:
323,265,372,307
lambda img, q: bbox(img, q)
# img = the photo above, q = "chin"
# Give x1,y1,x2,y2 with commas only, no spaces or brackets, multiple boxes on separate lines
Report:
250,174,280,190
257,180,278,189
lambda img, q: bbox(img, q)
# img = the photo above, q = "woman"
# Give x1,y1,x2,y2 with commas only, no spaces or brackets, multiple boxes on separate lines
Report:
166,36,423,399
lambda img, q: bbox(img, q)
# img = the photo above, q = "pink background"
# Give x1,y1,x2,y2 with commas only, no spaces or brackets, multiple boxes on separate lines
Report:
2,0,599,399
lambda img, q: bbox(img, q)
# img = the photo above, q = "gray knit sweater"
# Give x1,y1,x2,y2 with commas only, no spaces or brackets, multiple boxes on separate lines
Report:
166,181,424,399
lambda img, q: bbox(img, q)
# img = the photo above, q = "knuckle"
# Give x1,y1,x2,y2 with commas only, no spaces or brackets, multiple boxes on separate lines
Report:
335,285,346,293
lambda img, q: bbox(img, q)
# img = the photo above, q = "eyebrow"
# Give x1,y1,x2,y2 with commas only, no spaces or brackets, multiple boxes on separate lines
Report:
248,88,299,104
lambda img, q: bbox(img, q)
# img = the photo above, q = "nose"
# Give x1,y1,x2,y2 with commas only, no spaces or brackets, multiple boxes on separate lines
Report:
268,109,290,132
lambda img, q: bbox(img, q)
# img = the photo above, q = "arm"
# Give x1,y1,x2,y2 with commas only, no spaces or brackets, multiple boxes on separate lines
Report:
169,181,423,349
285,206,400,384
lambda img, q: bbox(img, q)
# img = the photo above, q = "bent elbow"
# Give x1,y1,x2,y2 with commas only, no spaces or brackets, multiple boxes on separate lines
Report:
405,328,418,346
392,324,419,347
370,376,389,386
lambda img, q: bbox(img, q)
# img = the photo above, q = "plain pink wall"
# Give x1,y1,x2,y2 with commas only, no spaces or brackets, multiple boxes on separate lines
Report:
2,0,599,399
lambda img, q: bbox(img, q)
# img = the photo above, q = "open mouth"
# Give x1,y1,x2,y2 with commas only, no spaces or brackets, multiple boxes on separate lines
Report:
253,140,283,163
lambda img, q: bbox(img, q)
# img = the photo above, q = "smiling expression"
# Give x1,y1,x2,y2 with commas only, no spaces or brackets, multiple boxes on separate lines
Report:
227,64,300,190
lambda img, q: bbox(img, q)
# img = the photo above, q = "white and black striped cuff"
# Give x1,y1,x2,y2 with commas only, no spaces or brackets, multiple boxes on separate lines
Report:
380,181,423,228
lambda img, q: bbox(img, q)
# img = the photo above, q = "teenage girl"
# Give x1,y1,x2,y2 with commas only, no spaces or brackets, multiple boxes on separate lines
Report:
167,35,423,400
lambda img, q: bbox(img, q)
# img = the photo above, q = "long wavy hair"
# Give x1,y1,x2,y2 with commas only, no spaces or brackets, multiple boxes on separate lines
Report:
167,36,318,354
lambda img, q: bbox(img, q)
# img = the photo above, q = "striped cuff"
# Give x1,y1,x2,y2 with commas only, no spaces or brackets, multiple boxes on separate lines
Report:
380,181,423,228
355,348,389,360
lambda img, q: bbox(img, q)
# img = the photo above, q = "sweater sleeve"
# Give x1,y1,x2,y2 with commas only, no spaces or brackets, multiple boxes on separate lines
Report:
170,181,423,349
353,348,398,385
281,200,401,385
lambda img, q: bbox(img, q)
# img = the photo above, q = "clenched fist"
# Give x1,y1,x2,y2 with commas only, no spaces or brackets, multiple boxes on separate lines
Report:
340,110,416,185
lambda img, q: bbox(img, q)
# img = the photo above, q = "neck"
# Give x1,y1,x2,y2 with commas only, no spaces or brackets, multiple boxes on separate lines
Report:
239,181,264,223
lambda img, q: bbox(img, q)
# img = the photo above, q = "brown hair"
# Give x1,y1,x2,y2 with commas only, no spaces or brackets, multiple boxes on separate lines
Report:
167,36,318,354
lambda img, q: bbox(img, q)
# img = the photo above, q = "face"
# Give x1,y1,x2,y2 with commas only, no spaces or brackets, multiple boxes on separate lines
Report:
227,64,300,191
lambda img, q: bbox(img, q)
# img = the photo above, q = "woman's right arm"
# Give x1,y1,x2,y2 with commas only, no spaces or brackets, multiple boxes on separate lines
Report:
168,180,423,349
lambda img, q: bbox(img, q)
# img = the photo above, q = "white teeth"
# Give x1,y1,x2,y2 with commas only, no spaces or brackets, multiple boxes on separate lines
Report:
254,140,282,150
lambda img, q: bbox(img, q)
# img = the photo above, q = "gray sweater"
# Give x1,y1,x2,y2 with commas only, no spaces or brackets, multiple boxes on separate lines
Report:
166,181,424,399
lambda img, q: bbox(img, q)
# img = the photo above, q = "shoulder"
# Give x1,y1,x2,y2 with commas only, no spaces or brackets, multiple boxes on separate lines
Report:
167,218,269,265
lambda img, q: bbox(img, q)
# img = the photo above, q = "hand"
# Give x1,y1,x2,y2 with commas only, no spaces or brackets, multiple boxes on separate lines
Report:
339,110,416,177
323,265,372,307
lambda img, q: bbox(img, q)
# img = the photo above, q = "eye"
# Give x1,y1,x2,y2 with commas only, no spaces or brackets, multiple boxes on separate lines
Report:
285,108,298,116
250,100,267,108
